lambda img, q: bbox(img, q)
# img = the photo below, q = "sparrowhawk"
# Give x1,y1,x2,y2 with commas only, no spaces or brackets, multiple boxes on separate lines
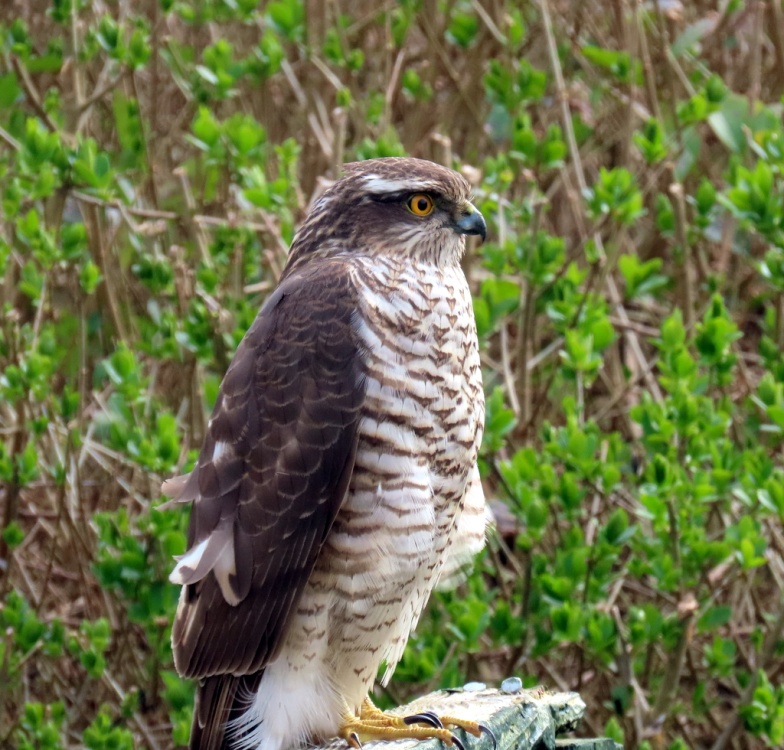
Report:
164,157,488,750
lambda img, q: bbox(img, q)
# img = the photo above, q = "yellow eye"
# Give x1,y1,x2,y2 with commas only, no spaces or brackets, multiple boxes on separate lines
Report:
407,194,435,216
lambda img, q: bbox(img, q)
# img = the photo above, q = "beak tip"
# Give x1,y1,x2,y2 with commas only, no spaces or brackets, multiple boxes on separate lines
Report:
455,206,487,243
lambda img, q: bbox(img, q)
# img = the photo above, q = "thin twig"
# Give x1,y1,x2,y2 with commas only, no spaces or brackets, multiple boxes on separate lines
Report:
102,671,163,750
748,1,765,106
539,0,664,405
10,55,60,133
635,0,662,123
670,182,694,330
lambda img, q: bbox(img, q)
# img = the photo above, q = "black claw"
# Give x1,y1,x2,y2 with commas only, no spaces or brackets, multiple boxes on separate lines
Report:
349,732,363,749
450,734,466,750
420,711,444,728
478,723,497,750
404,712,443,729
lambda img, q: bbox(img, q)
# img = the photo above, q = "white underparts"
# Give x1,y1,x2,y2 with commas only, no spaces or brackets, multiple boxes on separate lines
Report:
228,658,343,750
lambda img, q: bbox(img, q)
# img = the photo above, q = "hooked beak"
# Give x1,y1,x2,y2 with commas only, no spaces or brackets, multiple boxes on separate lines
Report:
453,202,487,243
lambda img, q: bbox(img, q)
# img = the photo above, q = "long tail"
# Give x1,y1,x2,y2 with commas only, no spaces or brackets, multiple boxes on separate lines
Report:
190,674,263,750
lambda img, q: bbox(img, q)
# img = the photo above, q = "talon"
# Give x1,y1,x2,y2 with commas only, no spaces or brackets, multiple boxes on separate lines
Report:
450,734,466,750
404,713,443,729
478,723,497,750
349,732,363,749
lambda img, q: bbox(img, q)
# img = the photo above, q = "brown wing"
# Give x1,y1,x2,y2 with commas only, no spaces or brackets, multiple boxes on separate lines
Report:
166,260,366,680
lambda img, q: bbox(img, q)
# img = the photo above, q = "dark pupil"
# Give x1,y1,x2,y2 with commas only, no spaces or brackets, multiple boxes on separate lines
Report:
416,197,428,212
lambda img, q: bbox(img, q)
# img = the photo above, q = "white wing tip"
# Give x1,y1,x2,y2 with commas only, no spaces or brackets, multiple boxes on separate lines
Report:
168,529,244,606
169,537,209,585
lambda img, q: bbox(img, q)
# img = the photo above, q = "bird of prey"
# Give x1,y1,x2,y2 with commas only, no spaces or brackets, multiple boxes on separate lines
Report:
163,157,488,750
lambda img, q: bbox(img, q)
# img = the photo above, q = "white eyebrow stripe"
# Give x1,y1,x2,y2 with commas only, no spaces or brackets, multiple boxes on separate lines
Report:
360,175,439,193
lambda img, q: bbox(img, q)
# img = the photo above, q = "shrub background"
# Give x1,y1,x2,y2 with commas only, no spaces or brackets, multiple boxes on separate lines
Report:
2,1,784,748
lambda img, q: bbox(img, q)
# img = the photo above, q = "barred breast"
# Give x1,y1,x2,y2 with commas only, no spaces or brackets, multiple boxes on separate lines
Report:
325,255,483,695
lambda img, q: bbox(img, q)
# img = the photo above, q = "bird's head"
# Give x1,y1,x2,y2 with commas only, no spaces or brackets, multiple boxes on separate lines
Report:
285,157,486,271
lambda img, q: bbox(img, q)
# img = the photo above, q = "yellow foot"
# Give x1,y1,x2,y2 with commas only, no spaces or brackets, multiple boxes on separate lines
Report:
338,699,496,750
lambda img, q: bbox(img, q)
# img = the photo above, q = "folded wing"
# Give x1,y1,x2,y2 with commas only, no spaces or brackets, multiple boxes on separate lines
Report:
166,261,366,681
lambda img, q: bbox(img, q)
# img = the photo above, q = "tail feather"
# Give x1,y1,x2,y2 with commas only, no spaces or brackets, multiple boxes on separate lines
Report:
190,674,262,750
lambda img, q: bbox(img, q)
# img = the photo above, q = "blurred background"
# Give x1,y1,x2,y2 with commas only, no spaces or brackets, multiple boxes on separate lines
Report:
1,1,784,748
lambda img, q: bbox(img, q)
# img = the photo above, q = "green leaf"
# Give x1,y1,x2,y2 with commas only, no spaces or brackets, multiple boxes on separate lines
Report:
698,606,732,632
708,95,749,153
447,11,479,48
266,0,304,40
0,72,21,107
2,521,25,549
582,45,641,84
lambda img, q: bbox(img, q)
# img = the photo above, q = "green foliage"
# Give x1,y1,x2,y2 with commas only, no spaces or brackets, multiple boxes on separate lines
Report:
618,254,668,300
70,618,112,679
633,119,669,165
742,672,784,746
582,45,642,85
83,710,135,750
15,702,65,750
2,2,784,750
584,167,645,226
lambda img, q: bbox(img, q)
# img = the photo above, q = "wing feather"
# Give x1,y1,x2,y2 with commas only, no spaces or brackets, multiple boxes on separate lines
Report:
168,261,365,680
